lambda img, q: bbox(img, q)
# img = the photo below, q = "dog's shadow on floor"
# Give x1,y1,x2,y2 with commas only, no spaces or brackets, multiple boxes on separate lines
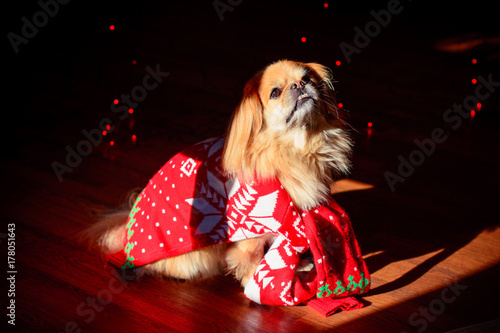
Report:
332,182,498,297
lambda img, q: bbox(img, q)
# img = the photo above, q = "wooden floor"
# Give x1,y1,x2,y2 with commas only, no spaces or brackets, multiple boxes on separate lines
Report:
4,0,500,332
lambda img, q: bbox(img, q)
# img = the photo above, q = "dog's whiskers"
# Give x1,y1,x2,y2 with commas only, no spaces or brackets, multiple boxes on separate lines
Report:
316,92,340,119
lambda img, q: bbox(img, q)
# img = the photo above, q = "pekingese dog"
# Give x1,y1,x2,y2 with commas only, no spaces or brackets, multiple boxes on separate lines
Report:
85,60,352,288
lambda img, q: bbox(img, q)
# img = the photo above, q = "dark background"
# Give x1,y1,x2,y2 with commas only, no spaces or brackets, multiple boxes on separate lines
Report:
5,0,500,174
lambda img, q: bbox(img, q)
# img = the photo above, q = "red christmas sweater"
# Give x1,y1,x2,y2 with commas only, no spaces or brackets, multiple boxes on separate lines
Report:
107,137,370,315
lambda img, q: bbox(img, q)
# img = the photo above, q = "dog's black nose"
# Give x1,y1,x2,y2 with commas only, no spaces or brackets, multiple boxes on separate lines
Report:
291,80,305,90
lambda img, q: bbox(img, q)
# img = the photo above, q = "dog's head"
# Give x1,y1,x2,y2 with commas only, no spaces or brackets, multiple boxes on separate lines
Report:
259,60,337,130
223,60,350,185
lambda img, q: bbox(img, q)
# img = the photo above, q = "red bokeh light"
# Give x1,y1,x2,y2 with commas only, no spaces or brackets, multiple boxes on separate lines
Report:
472,78,477,84
129,108,134,114
324,3,329,8
110,141,115,146
110,25,115,31
472,58,477,64
368,122,373,128
301,37,307,42
477,103,482,110
338,102,343,108
336,60,341,66
113,99,119,104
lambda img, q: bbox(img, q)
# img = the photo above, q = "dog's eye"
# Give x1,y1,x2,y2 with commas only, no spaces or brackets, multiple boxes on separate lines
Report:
270,88,282,99
303,76,313,84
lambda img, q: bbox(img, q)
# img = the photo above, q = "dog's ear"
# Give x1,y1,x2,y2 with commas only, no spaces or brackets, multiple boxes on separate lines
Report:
222,72,263,177
306,62,334,92
306,62,341,119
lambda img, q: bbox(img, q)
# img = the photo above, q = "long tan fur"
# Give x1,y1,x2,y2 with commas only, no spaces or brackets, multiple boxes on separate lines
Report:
223,60,352,210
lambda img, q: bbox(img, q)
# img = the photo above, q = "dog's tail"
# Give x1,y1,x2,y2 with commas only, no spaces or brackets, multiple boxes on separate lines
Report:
81,190,140,254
